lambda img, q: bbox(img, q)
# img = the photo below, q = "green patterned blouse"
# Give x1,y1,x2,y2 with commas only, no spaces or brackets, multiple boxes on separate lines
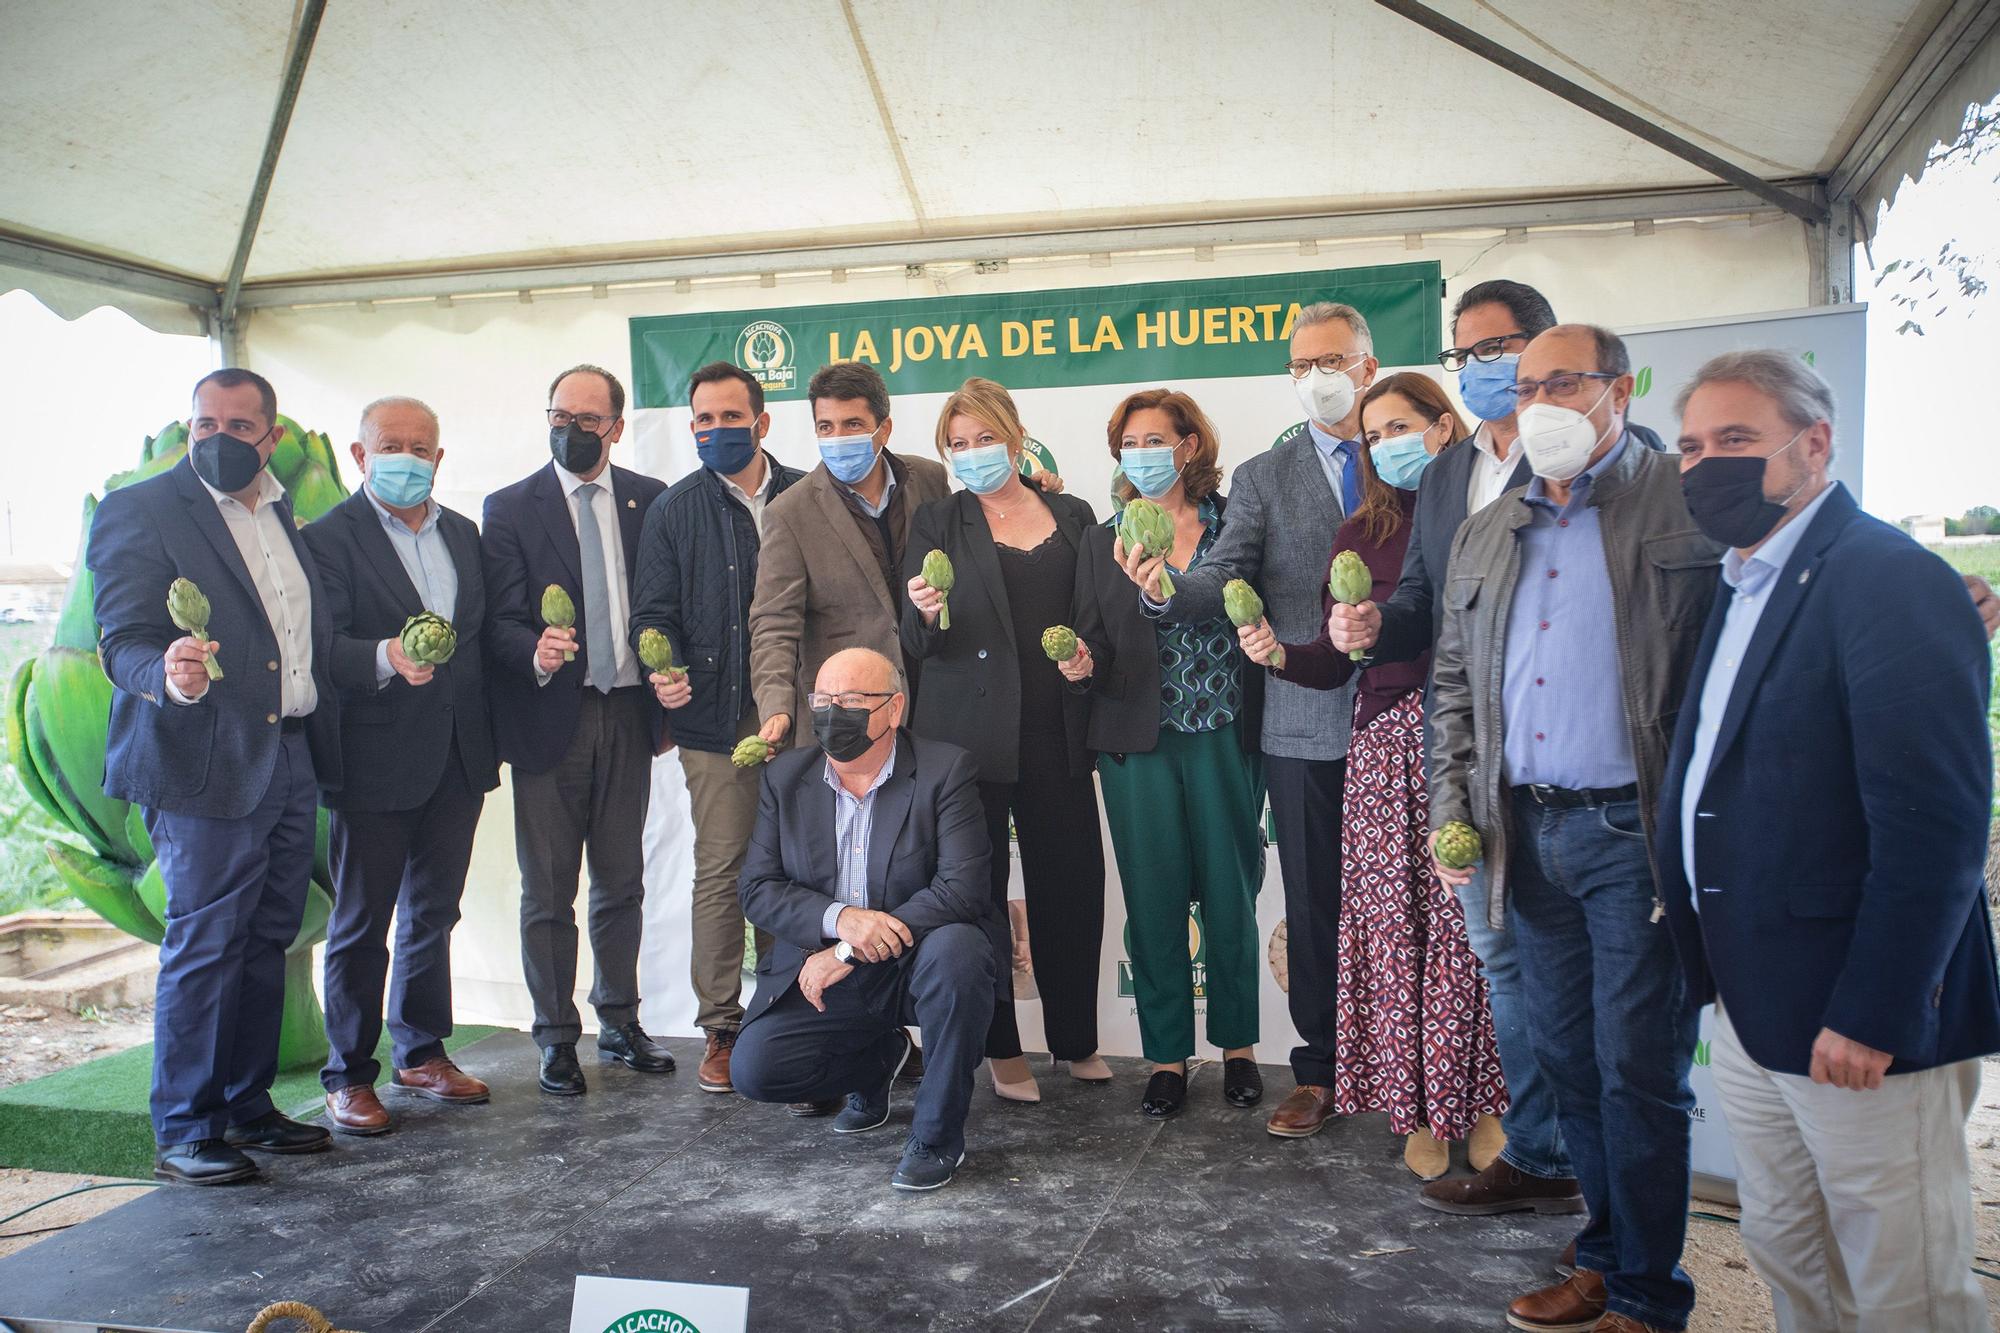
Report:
1155,498,1240,734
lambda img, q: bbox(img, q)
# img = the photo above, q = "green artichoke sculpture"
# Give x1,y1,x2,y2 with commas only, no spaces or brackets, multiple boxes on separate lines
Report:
920,549,955,630
1434,820,1484,871
1041,625,1078,663
1118,498,1176,598
637,627,684,681
541,584,576,661
4,415,349,1070
1328,549,1373,661
731,735,773,768
166,577,222,679
399,611,457,665
1222,579,1264,629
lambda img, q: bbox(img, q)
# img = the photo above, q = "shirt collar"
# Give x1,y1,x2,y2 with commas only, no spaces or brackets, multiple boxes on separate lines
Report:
1524,429,1629,509
1722,482,1837,593
1471,420,1508,463
722,456,775,506
823,740,897,798
362,481,439,534
1305,419,1356,456
552,459,610,497
841,461,897,517
197,466,283,511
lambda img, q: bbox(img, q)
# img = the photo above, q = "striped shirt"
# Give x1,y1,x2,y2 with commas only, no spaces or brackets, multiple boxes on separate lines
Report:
818,746,898,939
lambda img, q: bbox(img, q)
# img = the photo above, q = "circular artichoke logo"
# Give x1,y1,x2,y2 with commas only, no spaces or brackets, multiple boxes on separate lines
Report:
603,1311,702,1333
734,320,796,394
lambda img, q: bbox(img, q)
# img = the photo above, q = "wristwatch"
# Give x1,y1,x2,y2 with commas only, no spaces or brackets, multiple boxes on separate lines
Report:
833,940,860,965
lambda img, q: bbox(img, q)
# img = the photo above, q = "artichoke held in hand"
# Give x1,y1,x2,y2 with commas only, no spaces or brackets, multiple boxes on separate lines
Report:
1041,625,1079,663
1327,550,1372,661
731,735,773,768
541,584,576,662
637,627,685,681
166,577,222,680
1117,499,1177,598
921,548,956,630
1222,579,1264,629
1434,821,1484,871
399,612,457,665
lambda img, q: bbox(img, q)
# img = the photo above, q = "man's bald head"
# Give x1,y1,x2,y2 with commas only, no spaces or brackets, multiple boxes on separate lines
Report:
813,648,905,771
817,647,900,698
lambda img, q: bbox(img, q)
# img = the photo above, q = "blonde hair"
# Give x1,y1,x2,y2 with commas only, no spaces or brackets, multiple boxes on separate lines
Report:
934,377,1027,460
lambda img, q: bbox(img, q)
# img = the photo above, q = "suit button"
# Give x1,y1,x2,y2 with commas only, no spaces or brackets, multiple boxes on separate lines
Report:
268,660,278,671
977,649,988,660
267,713,279,724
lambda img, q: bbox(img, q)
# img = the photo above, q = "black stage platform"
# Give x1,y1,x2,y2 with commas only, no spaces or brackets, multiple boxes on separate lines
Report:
0,1031,1574,1331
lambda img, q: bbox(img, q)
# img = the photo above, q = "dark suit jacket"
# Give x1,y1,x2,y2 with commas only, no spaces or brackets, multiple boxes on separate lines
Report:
1658,485,2000,1076
89,458,342,818
303,490,499,812
899,486,1095,783
737,732,1003,1027
481,461,667,774
1072,502,1265,758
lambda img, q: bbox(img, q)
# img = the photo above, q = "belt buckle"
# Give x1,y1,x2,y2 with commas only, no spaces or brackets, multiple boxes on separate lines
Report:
1528,783,1556,806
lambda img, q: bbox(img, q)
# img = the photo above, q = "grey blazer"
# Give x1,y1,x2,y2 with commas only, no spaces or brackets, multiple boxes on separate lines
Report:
1152,435,1354,763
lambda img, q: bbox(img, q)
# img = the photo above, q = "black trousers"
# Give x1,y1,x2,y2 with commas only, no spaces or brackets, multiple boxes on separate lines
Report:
978,732,1105,1061
322,750,485,1091
1265,753,1345,1086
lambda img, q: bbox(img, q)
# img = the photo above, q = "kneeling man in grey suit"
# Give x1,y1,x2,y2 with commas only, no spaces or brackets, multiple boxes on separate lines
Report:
732,647,1001,1191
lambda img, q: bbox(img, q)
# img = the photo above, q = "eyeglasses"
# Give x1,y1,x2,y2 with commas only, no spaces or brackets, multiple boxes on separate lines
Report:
1507,371,1618,407
807,690,896,711
547,409,615,433
1437,333,1529,372
1283,353,1366,379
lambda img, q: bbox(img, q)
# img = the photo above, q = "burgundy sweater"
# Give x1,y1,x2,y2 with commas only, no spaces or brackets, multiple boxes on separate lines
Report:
1272,488,1430,735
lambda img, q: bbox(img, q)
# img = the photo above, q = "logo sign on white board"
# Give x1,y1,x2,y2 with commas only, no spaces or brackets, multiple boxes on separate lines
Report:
570,1276,749,1333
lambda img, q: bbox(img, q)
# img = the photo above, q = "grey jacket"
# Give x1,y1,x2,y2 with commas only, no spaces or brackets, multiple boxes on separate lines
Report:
1428,434,1723,929
1153,434,1354,762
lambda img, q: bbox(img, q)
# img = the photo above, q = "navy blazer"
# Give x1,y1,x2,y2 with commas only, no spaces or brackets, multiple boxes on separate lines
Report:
481,461,668,774
302,490,499,812
89,458,342,818
737,732,1004,1027
1658,484,2000,1076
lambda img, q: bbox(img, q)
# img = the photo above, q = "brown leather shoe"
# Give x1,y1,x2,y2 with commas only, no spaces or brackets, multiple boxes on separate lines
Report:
1592,1315,1670,1332
325,1084,391,1136
697,1029,736,1094
1421,1156,1586,1215
1506,1269,1605,1332
1266,1084,1339,1138
393,1057,490,1104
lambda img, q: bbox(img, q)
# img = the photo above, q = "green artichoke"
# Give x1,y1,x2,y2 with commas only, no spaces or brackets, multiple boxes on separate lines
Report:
1223,579,1264,628
1435,821,1484,871
732,735,773,768
921,548,955,630
166,577,222,679
541,584,577,661
1041,625,1078,662
399,611,457,665
5,414,347,1070
1328,549,1372,661
637,627,684,680
1117,498,1176,598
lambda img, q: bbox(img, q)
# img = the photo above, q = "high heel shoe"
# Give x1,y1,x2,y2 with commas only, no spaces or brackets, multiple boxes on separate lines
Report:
1062,1054,1113,1083
1404,1125,1450,1180
990,1055,1041,1103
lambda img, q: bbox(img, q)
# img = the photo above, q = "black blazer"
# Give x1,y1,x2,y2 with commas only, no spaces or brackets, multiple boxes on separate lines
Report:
481,461,668,774
1071,497,1264,758
899,486,1095,783
303,490,499,812
737,732,1005,1027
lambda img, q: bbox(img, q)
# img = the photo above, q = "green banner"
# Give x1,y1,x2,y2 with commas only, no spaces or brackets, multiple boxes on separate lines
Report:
630,262,1442,409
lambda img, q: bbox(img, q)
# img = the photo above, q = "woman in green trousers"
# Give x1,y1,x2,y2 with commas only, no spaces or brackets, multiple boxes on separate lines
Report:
1068,388,1267,1119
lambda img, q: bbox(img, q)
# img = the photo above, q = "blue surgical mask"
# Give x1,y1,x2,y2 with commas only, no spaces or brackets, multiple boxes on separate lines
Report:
695,425,759,476
1369,431,1435,491
1458,353,1520,422
1121,443,1183,499
367,452,434,508
951,443,1014,495
819,431,881,486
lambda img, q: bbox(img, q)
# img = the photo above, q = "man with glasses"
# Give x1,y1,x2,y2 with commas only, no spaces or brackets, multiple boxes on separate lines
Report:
483,364,673,1096
731,648,1002,1191
1118,301,1367,1141
1427,324,1714,1332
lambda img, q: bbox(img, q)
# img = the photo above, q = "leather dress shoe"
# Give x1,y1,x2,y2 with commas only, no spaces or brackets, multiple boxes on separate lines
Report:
1421,1157,1585,1216
1140,1070,1186,1119
1222,1058,1263,1108
224,1110,331,1155
597,1021,675,1072
788,1100,840,1117
1266,1084,1339,1138
154,1139,259,1185
325,1084,392,1136
540,1043,587,1096
1506,1269,1605,1332
697,1029,736,1093
394,1057,489,1103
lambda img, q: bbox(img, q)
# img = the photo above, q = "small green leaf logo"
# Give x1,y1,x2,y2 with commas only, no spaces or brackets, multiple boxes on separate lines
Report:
1634,366,1653,398
1801,349,1816,366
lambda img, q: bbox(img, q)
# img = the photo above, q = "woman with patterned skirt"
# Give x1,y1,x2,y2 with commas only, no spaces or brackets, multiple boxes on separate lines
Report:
1238,372,1505,1177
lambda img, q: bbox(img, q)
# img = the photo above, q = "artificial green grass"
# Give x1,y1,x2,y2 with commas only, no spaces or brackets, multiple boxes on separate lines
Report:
0,1026,501,1179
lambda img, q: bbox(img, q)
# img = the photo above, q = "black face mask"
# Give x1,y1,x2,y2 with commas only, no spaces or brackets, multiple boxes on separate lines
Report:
550,423,605,474
191,431,268,493
812,698,890,762
1681,431,1806,549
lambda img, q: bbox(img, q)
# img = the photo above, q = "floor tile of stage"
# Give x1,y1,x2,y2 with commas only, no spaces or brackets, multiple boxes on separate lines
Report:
0,1032,1573,1331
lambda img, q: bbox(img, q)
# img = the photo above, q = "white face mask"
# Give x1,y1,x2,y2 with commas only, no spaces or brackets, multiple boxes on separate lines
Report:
1292,363,1360,429
1516,385,1614,483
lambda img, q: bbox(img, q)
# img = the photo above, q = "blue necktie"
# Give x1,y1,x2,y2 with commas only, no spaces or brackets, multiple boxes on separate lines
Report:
573,482,615,694
1335,440,1364,517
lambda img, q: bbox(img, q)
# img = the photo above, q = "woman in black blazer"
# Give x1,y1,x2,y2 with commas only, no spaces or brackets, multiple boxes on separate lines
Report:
902,377,1108,1103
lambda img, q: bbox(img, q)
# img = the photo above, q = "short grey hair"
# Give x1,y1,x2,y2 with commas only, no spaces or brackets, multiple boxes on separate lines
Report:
358,395,440,441
1674,350,1836,434
1292,301,1373,353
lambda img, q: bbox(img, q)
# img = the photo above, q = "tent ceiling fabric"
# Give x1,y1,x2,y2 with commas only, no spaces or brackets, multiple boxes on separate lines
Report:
0,0,1972,299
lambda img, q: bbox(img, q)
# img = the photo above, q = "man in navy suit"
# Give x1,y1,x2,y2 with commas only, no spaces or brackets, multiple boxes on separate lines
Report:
731,648,999,1192
304,397,499,1134
1662,351,2000,1331
483,364,672,1096
90,369,341,1185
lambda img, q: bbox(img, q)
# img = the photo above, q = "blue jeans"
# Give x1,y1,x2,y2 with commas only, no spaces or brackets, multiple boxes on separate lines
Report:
1509,797,1698,1331
1454,865,1574,1180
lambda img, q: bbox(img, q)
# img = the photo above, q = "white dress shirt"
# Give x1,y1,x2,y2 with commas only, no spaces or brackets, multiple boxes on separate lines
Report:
171,469,317,715
365,488,457,687
723,459,776,539
538,460,639,689
1466,421,1523,515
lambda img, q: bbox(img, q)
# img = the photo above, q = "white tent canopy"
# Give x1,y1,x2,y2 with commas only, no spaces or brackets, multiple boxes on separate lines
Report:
4,0,1996,345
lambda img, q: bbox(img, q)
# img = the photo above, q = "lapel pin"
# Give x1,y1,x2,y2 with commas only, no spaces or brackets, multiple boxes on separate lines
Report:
626,498,636,508
1798,569,1811,585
